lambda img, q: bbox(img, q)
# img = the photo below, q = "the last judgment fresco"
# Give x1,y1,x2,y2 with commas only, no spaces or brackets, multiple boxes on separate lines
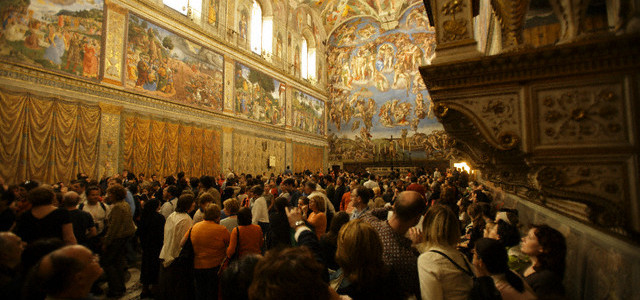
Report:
327,4,446,162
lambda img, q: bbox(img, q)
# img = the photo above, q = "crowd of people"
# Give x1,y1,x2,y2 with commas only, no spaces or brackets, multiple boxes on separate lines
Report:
0,167,567,300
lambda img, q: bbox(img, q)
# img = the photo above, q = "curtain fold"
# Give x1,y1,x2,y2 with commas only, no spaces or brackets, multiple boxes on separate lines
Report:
164,122,179,177
148,120,166,177
76,105,101,178
133,117,151,177
177,125,194,175
0,88,100,184
191,128,204,176
0,92,28,182
122,116,136,174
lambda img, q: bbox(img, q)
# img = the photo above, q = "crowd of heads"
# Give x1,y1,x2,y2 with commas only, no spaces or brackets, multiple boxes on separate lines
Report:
0,165,568,299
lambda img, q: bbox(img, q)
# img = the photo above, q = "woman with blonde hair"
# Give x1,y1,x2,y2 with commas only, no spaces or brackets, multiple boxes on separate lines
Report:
333,219,401,300
418,205,473,300
306,195,327,238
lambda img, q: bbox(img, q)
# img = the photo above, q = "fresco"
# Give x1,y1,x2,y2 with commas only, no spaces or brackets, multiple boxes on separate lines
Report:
292,89,325,135
235,63,286,126
0,0,103,79
327,4,443,161
125,14,224,111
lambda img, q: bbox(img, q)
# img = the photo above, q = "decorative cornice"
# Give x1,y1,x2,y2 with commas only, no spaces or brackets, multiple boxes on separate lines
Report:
99,102,124,115
420,35,640,92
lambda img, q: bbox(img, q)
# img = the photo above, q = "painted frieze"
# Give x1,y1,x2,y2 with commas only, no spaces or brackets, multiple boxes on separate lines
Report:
235,62,286,126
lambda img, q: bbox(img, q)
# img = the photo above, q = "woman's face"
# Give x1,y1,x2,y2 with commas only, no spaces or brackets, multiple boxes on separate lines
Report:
298,199,305,208
521,228,543,256
309,199,317,212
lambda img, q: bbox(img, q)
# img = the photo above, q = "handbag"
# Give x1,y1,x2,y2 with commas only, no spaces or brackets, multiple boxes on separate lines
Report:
429,250,501,300
174,227,194,269
218,226,240,276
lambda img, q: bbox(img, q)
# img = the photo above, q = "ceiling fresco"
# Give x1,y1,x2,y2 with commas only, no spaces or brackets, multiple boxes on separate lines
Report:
290,0,424,35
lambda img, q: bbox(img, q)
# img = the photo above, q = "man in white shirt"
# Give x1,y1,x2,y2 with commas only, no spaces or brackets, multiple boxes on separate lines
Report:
363,174,379,190
433,168,442,179
250,185,269,226
80,185,110,254
160,185,180,219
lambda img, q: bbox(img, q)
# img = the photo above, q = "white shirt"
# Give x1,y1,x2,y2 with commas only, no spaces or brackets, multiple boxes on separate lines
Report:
418,245,473,300
363,180,379,190
251,196,269,224
159,212,192,267
81,202,111,235
193,209,205,224
160,198,178,219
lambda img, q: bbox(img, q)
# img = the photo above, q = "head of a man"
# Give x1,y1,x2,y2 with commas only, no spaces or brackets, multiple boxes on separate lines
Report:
36,245,103,298
0,232,25,269
350,185,373,209
393,191,427,228
61,191,80,209
85,186,101,204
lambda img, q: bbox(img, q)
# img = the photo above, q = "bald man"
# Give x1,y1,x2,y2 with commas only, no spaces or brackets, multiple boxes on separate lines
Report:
361,191,427,299
36,245,103,299
0,232,26,299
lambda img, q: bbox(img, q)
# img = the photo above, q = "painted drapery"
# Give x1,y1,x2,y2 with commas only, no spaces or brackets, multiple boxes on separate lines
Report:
292,143,323,173
0,89,100,184
121,114,221,178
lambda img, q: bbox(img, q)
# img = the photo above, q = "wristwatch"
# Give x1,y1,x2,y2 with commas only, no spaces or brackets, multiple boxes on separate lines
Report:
294,220,305,228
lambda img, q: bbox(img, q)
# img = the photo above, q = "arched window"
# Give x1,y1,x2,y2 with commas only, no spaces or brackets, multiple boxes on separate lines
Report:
164,0,202,21
301,38,308,79
300,37,316,80
250,0,262,54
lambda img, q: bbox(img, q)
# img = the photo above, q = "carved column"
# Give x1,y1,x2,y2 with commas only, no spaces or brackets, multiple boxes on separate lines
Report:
223,55,235,114
221,126,234,173
429,0,482,63
97,102,123,179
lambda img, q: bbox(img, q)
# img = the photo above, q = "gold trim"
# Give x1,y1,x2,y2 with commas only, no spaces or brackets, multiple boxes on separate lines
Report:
99,102,123,114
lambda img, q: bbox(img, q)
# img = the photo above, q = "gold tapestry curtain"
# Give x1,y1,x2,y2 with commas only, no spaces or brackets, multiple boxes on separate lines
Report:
121,114,221,178
293,143,324,173
0,89,101,185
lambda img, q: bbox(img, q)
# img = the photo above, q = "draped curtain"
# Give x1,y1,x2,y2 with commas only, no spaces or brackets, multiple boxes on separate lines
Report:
0,89,101,184
121,114,221,178
293,143,323,173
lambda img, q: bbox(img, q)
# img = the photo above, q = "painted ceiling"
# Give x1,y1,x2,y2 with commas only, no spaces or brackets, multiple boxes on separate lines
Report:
291,0,424,35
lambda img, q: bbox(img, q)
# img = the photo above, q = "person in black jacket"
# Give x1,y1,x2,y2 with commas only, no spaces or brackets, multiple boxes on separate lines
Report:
268,197,291,249
138,199,165,298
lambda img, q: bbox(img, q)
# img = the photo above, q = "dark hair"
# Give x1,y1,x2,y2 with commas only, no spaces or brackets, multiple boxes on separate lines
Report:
143,199,160,215
250,185,264,196
27,187,55,206
274,197,288,213
222,187,235,201
495,220,520,248
473,190,490,203
282,178,295,186
369,174,376,180
167,185,181,198
21,238,65,278
128,183,139,195
328,211,350,236
220,255,261,300
237,207,252,226
249,247,329,300
475,238,525,292
107,185,127,203
353,186,373,205
304,181,317,191
86,185,101,195
532,224,566,277
190,177,200,190
175,194,195,213
165,176,176,186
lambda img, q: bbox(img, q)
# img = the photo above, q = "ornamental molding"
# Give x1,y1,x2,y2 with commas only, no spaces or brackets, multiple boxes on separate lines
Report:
420,35,640,92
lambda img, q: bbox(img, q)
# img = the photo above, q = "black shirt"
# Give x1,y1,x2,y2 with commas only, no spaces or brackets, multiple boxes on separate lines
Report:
14,208,71,243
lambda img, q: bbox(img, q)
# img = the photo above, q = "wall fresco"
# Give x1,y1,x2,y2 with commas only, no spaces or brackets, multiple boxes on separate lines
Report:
125,14,224,111
327,4,442,161
292,89,324,135
293,143,324,173
0,0,103,79
235,62,286,126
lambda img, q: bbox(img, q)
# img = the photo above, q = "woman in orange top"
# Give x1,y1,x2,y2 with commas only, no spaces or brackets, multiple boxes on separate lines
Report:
306,195,327,238
188,203,230,300
227,207,263,258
